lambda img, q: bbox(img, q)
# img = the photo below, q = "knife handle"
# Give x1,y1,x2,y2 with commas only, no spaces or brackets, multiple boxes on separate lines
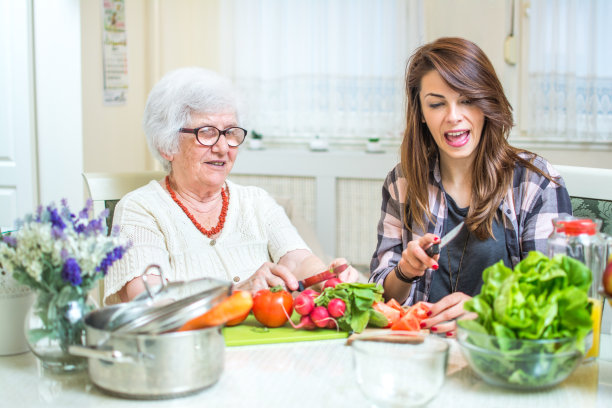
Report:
296,264,349,292
425,243,440,257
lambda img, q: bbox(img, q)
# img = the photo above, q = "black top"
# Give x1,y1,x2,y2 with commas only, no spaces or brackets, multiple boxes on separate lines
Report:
428,193,512,303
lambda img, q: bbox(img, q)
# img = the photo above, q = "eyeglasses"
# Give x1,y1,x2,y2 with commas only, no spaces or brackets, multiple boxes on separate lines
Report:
179,126,247,147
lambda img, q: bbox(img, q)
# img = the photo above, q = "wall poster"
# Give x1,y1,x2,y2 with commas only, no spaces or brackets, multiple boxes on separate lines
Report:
102,0,128,105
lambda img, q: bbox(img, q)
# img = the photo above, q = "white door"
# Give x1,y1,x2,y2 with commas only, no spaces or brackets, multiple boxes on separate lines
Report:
0,0,37,231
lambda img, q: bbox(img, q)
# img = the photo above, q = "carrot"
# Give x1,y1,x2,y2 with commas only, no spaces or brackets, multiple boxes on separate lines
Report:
178,290,253,331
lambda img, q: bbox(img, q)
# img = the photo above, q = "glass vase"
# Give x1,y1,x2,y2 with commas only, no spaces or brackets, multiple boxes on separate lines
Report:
25,291,97,373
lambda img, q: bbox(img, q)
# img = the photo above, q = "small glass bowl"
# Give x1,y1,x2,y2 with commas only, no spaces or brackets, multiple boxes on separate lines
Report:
351,331,449,407
456,324,587,390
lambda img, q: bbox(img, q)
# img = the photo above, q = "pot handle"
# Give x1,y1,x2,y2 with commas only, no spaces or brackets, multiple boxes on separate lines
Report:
68,345,153,364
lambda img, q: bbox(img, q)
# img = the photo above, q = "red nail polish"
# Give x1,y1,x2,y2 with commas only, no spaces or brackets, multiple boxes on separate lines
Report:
446,331,454,337
432,264,438,270
427,311,432,317
434,236,440,242
430,326,437,332
420,322,426,329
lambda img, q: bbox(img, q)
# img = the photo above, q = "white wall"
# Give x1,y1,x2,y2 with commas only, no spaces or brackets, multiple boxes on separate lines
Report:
79,0,611,173
80,0,222,174
80,0,150,174
34,0,84,208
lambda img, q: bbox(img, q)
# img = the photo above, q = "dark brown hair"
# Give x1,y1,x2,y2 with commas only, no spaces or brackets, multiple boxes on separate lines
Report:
401,37,548,239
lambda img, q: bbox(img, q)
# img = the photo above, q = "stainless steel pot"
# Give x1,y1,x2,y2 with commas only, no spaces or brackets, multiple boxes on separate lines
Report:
70,309,225,399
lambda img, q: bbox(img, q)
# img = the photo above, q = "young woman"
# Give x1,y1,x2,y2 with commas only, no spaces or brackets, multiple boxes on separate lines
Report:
369,38,572,335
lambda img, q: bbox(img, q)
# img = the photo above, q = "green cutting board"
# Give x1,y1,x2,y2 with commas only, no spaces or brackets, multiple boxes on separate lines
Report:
222,314,348,346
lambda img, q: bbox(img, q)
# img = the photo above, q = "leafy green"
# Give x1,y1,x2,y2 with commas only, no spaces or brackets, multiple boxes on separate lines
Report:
459,251,593,388
314,282,384,333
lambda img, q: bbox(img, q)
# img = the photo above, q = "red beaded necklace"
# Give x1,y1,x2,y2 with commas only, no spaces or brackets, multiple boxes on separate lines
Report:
165,176,229,238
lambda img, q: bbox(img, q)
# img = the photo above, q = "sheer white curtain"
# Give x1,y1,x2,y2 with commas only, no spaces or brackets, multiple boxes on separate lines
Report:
527,0,612,143
220,0,423,146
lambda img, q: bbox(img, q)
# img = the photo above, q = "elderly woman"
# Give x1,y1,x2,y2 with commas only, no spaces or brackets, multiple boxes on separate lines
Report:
104,67,357,304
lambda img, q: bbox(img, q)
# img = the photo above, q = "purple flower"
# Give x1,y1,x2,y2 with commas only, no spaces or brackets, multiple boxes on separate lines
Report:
86,218,105,235
35,205,43,222
61,258,82,286
96,246,127,275
48,206,66,230
2,235,17,247
51,226,66,240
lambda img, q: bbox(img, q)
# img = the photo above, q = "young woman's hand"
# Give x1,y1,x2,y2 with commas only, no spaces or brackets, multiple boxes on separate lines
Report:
383,233,441,303
398,233,440,280
419,292,477,336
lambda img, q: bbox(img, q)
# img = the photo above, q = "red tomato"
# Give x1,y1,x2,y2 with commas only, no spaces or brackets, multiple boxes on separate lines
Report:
406,302,430,321
252,287,294,328
373,301,400,327
390,302,430,331
391,313,420,331
385,298,407,317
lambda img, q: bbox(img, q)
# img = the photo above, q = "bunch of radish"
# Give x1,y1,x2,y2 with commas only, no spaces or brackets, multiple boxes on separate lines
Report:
288,279,346,330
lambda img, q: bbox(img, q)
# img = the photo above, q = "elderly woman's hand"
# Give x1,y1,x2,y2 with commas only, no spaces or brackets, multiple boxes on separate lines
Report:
328,257,360,283
418,292,476,337
236,261,300,294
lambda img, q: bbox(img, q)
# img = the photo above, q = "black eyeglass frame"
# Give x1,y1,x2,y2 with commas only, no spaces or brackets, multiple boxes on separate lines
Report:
179,126,248,147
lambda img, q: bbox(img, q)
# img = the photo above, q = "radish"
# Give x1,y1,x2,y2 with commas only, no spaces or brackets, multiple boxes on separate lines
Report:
323,278,342,290
302,289,320,299
327,298,346,318
279,304,316,330
326,319,338,330
297,315,316,330
294,292,315,316
310,306,332,328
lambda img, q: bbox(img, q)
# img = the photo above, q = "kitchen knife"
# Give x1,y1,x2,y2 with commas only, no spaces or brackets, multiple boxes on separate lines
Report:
425,221,465,257
297,264,349,292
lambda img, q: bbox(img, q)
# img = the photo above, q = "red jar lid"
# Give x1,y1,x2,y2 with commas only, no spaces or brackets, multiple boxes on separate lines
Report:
557,219,598,236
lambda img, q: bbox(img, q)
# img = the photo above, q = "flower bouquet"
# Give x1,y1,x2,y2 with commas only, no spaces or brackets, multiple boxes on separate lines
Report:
0,199,130,372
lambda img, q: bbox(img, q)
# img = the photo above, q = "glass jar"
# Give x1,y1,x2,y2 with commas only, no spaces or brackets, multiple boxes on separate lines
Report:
547,216,608,360
547,217,608,296
25,291,97,373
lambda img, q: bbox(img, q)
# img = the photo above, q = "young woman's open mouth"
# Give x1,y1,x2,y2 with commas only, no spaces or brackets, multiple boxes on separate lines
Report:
444,129,470,148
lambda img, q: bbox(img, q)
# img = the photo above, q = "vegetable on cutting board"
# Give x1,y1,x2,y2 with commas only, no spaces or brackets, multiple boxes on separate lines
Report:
373,299,430,330
314,282,387,333
178,290,253,331
252,286,294,328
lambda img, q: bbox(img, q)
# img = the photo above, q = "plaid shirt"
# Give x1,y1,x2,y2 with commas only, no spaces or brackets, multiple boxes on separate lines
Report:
369,154,572,305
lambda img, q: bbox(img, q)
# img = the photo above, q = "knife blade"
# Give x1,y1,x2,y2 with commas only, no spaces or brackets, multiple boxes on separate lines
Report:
425,221,465,257
297,264,349,292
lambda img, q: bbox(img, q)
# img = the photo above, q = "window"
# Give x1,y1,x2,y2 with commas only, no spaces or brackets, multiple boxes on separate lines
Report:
520,0,612,144
220,0,423,147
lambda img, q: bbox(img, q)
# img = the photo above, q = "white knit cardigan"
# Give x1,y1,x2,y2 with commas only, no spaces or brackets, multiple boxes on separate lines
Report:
103,179,309,304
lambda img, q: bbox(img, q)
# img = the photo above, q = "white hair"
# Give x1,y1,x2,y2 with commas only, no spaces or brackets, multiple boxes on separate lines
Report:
142,67,242,172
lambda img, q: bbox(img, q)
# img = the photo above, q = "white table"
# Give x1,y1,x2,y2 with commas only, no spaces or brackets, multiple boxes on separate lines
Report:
1,338,612,408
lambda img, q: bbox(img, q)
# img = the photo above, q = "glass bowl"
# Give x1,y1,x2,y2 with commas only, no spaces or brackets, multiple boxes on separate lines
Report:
351,331,449,407
456,324,587,390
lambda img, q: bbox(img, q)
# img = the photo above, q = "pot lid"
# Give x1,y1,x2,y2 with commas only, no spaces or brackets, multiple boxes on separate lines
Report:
104,265,232,334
